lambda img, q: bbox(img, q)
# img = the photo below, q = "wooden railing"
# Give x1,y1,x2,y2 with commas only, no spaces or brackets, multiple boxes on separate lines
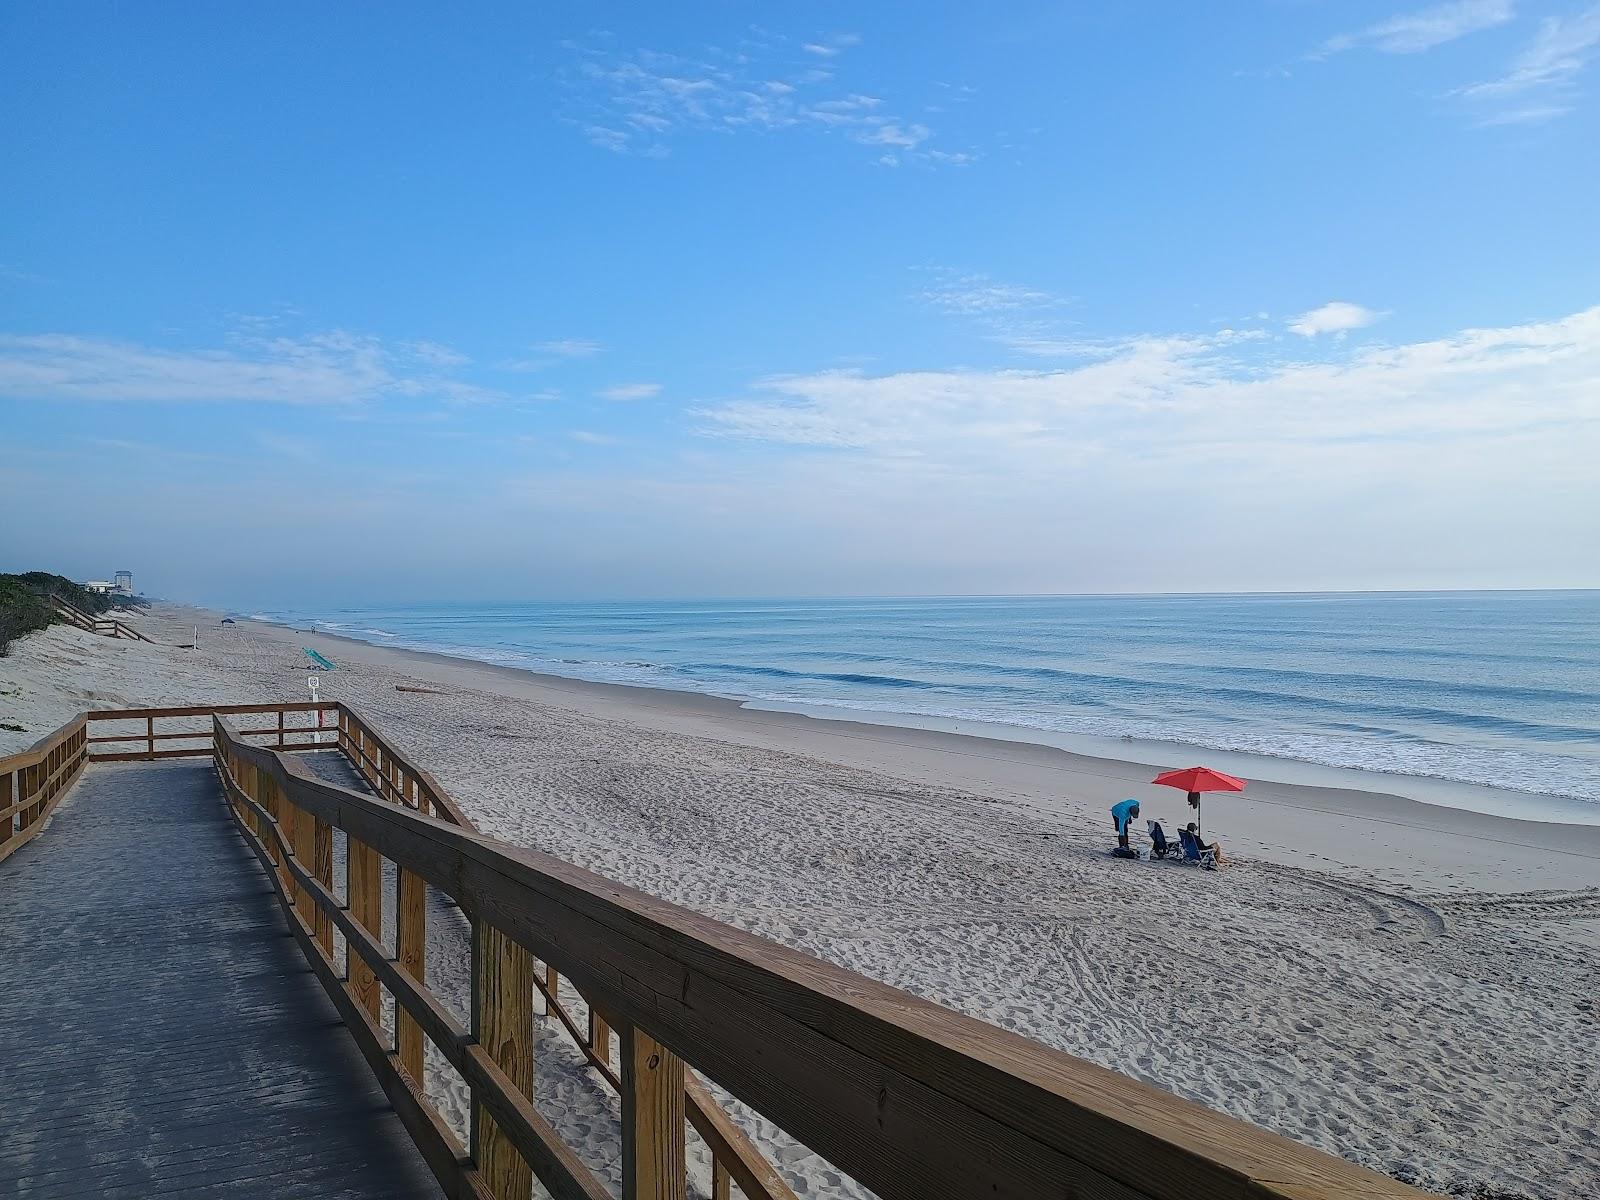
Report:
329,704,798,1200
85,701,340,761
0,716,89,866
206,708,1434,1200
49,597,154,642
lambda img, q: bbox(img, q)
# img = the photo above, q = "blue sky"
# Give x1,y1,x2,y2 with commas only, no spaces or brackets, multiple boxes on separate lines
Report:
3,1,1598,606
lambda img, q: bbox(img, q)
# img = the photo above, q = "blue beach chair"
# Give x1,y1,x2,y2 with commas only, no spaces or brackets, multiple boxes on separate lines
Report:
1146,820,1179,860
1178,827,1218,870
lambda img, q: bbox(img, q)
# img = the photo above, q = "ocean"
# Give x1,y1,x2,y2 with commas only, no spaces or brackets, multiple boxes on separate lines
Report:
252,591,1600,809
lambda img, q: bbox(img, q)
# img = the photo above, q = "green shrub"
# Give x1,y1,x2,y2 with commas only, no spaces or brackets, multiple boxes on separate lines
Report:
0,572,146,655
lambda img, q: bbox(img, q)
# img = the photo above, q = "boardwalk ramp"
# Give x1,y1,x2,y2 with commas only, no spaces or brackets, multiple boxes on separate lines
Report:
0,759,437,1198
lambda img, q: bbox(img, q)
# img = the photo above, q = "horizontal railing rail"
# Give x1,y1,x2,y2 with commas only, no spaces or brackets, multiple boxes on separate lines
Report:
49,597,154,642
0,716,89,866
210,710,1434,1200
86,701,339,762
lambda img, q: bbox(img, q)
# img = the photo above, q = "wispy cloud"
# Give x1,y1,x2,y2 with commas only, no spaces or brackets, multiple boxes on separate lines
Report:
920,271,1055,316
1287,301,1384,337
1457,2,1600,122
0,329,498,407
500,338,606,372
534,338,604,358
563,33,971,166
570,429,621,445
1314,0,1515,57
802,34,860,58
597,382,662,401
401,339,470,368
697,308,1600,470
916,269,1104,357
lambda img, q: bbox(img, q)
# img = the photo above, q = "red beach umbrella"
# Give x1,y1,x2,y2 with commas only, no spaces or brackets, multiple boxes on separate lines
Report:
1151,766,1246,838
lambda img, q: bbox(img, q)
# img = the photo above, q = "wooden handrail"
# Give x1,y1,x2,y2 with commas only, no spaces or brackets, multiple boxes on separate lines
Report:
49,598,154,642
0,716,89,866
209,710,1434,1200
84,702,339,761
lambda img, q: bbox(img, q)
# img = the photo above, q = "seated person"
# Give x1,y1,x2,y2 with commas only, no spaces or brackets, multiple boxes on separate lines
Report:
1110,799,1141,857
1184,822,1225,866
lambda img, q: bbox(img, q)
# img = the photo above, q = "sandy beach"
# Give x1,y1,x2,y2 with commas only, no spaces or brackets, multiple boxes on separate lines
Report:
3,604,1597,1199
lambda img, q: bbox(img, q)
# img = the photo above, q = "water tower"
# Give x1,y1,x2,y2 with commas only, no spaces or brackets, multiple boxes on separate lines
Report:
113,570,133,596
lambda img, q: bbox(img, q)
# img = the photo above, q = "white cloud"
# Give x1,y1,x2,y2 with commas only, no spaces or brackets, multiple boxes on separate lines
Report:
401,339,470,368
697,308,1600,469
563,35,968,165
598,382,662,401
534,338,604,358
0,329,497,406
570,429,620,445
1457,2,1600,121
1317,0,1515,57
1288,301,1383,337
921,272,1055,316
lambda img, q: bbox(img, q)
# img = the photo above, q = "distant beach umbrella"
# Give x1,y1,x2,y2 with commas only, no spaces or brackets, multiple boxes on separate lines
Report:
1150,766,1246,838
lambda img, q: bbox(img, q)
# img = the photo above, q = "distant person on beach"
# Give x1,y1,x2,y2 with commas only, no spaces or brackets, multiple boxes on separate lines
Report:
1111,798,1140,857
1185,822,1225,866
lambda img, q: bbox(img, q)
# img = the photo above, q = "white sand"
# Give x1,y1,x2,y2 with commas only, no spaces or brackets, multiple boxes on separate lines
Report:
3,604,1598,1199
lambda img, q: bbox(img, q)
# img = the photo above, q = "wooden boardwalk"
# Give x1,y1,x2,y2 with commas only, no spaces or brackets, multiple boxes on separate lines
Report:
1,701,1438,1200
0,759,439,1198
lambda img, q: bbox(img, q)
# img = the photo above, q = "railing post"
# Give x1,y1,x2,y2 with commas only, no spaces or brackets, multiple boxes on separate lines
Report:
712,1160,731,1200
395,866,426,1080
313,809,333,956
277,709,285,749
347,833,383,1014
1,769,14,852
262,772,280,869
146,715,154,760
621,1021,686,1200
290,796,315,916
589,1006,611,1065
471,919,534,1199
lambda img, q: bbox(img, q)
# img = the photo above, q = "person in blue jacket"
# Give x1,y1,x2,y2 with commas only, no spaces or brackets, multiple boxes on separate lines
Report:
1111,798,1141,857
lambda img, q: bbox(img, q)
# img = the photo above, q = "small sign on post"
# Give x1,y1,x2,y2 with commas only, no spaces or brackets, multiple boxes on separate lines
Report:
307,674,324,744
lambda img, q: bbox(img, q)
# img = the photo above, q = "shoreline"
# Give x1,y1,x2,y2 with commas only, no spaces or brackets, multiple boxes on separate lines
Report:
247,608,1600,822
228,607,1600,895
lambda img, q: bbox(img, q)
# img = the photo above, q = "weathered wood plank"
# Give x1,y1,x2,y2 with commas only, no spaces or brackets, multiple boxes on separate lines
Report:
621,1022,686,1200
1,757,442,1199
396,866,427,1081
686,1071,798,1200
471,921,535,1200
348,834,384,1020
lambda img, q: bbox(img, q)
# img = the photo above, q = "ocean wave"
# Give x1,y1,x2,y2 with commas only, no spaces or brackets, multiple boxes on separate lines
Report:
250,595,1600,806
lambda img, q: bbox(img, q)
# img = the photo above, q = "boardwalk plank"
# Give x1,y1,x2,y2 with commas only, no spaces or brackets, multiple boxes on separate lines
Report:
0,760,441,1199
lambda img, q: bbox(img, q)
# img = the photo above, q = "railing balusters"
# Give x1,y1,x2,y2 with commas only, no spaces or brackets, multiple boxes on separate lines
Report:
1,769,13,853
313,808,333,956
347,834,383,1018
395,865,426,1081
621,1021,687,1200
471,920,536,1199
